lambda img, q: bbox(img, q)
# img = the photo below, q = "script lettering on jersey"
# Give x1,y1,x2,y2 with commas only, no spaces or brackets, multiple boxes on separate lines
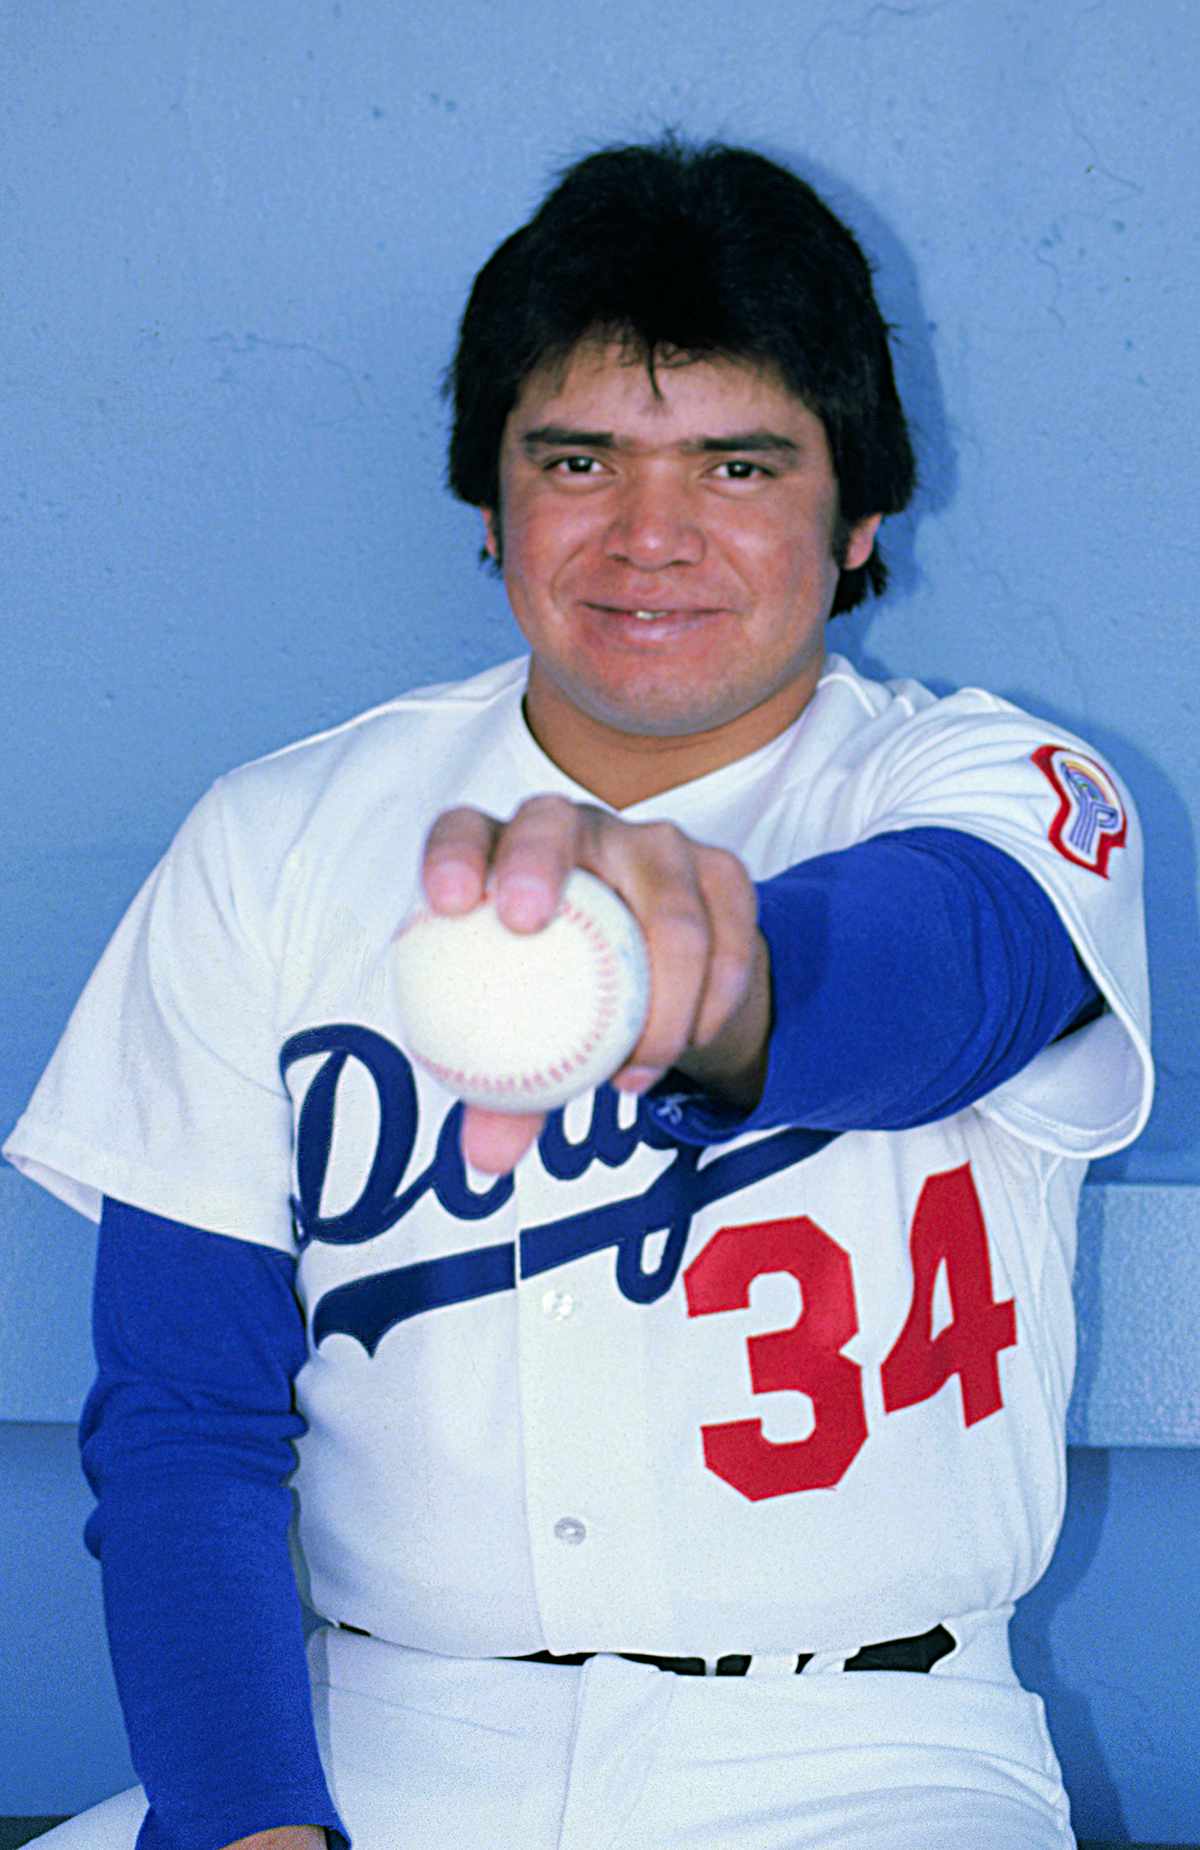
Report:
280,1023,836,1357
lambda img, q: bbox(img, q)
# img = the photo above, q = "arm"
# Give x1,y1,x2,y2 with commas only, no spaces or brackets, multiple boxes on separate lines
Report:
417,800,1099,1167
221,1835,327,1850
671,823,1101,1140
83,1198,348,1850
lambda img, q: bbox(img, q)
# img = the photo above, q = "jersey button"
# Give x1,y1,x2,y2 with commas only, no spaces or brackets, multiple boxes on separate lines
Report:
553,1516,587,1545
542,1288,576,1320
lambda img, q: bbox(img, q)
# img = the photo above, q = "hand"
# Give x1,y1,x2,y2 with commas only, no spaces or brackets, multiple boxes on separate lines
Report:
219,1830,327,1850
420,794,772,1173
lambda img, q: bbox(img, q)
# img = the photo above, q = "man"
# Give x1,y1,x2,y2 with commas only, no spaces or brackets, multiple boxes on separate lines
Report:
4,137,1152,1849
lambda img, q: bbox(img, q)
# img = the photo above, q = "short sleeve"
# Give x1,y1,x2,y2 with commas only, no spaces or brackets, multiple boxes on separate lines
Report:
3,779,296,1250
856,693,1153,1159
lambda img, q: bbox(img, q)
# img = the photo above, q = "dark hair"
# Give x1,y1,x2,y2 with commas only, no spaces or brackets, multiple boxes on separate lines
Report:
446,135,916,614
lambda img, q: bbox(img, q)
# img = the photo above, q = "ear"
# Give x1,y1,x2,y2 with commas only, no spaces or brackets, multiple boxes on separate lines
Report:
482,508,500,561
843,513,883,571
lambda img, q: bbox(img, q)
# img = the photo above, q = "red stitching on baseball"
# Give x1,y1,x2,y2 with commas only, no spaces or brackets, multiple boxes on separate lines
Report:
399,892,635,1097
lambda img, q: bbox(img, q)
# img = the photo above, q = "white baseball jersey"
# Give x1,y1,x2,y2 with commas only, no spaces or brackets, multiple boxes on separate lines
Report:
4,652,1152,1662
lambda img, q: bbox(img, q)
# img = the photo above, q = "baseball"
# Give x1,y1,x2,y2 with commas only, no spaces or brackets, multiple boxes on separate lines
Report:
391,868,651,1111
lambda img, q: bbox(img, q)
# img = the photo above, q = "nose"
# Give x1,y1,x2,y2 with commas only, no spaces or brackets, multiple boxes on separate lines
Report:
603,470,705,570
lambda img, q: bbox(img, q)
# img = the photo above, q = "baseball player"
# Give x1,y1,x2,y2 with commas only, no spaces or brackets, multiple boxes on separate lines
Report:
5,137,1151,1850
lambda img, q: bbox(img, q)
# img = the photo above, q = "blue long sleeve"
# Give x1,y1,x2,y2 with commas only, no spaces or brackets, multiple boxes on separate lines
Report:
82,1197,349,1850
80,828,1099,1842
652,827,1101,1142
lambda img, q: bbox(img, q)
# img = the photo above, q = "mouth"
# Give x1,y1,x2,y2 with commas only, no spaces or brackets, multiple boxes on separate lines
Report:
588,603,724,624
577,603,731,651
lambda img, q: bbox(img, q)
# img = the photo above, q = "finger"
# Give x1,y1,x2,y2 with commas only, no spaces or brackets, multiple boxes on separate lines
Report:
610,843,759,1093
600,825,714,1089
659,853,770,1109
487,794,596,932
461,1104,545,1174
421,808,501,913
688,849,762,1049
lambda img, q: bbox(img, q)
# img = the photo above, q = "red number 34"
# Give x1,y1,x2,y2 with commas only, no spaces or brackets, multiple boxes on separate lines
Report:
682,1164,1017,1502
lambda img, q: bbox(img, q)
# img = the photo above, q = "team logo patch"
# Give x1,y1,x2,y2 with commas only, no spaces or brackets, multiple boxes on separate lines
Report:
1032,744,1127,877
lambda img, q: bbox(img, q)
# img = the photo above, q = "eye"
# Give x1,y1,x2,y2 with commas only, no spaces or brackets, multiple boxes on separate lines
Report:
548,454,604,475
713,458,773,481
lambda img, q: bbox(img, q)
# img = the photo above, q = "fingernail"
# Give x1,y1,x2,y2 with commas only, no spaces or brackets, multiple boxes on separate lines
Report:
498,875,554,931
424,860,476,911
615,1067,660,1094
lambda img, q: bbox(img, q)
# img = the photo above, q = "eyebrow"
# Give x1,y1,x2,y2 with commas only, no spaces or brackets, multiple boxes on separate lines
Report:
519,425,803,459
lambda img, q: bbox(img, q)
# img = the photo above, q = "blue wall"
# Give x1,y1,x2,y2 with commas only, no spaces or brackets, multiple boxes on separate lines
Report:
3,1,1198,1839
4,0,1198,1182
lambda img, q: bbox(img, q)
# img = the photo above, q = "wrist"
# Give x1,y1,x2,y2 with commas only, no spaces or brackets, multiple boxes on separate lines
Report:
220,1829,327,1850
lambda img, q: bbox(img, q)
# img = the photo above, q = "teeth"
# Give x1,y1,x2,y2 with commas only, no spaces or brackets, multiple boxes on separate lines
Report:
632,609,670,621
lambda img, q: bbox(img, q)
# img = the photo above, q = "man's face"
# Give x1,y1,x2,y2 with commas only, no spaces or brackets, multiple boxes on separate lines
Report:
484,339,880,804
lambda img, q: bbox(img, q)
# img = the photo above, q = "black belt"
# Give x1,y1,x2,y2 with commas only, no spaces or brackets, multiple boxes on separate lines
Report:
508,1623,956,1677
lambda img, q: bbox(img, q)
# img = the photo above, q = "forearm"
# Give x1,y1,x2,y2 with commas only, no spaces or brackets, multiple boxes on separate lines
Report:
753,827,1100,1130
652,827,1101,1141
90,1467,346,1850
84,1201,349,1850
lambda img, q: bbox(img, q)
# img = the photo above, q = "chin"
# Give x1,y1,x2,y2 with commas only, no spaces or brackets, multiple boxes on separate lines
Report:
586,688,746,741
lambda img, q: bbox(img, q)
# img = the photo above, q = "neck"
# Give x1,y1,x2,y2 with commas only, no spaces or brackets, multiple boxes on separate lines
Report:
521,676,818,810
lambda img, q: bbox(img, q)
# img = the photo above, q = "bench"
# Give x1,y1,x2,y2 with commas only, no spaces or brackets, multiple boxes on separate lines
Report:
3,1176,1198,1845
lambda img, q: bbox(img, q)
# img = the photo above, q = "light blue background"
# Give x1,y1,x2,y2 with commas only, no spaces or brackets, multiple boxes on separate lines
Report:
4,0,1197,1181
2,1,1198,1840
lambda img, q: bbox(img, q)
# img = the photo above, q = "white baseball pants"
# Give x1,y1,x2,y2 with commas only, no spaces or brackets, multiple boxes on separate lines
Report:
36,1620,1075,1848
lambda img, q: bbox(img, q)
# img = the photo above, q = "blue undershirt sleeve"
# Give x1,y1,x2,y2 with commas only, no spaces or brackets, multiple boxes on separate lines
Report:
79,829,1100,1839
646,826,1102,1145
81,1197,349,1850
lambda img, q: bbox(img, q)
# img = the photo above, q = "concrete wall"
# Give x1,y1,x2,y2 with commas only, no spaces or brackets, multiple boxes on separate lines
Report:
4,0,1197,1181
3,1,1198,1840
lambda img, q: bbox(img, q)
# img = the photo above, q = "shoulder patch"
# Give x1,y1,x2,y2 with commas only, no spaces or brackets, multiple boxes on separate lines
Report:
1032,744,1127,877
